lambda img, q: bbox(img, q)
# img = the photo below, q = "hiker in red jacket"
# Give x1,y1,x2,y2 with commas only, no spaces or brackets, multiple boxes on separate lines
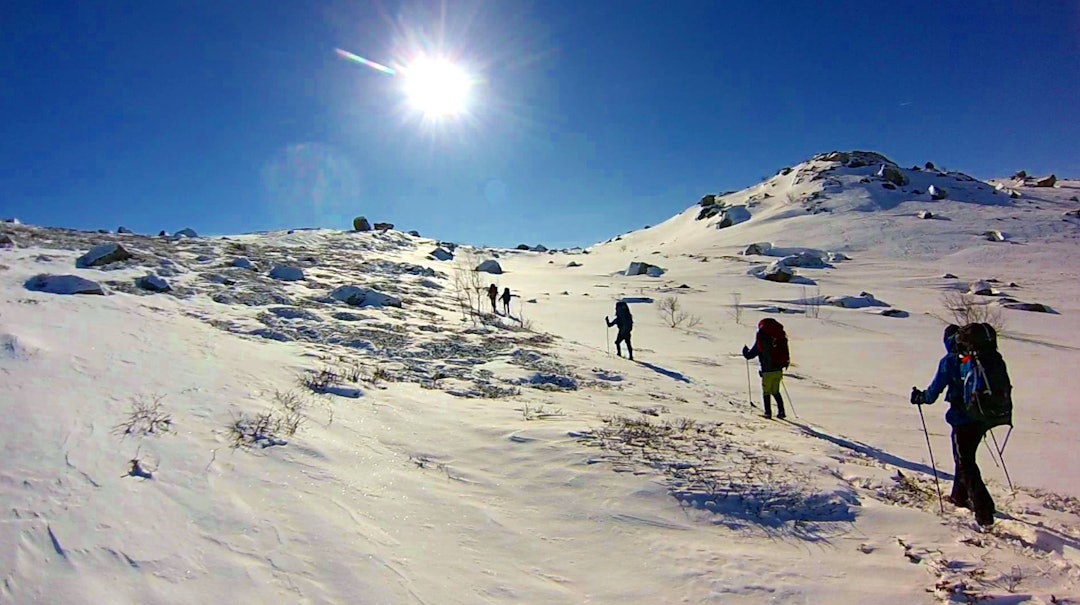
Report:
742,318,790,419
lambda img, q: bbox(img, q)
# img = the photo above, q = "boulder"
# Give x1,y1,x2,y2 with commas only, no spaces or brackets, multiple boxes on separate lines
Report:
943,273,958,279
917,210,934,219
567,261,582,267
925,161,936,171
230,257,257,270
516,244,530,250
136,273,171,292
1032,175,1057,187
76,243,133,268
699,194,719,207
476,259,503,274
1012,170,1027,180
0,234,13,249
762,262,794,283
716,206,751,229
742,242,773,256
117,226,134,234
982,230,1006,242
269,265,305,281
696,205,724,221
531,244,548,252
625,261,663,276
330,285,402,308
928,185,948,200
969,280,994,296
174,228,198,238
352,216,371,231
877,164,908,186
25,274,104,295
828,251,852,262
429,247,453,261
373,222,394,231
777,251,827,268
158,230,167,237
408,230,420,237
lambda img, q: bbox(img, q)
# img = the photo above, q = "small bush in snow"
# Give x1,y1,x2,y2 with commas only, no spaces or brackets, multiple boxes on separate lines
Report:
730,292,743,325
941,291,1004,333
657,296,701,329
228,390,309,449
113,394,172,438
522,403,566,420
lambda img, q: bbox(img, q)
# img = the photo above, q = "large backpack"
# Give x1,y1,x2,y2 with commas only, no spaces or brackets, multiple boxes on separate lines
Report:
615,301,633,328
758,318,790,368
957,323,1013,428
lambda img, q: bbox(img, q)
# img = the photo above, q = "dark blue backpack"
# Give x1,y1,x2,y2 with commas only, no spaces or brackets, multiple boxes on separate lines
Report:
958,323,1013,428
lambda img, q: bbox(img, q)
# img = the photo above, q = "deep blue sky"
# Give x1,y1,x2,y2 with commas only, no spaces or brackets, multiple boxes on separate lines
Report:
3,1,1078,247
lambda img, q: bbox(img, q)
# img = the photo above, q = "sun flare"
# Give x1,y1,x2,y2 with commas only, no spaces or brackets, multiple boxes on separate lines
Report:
402,57,472,118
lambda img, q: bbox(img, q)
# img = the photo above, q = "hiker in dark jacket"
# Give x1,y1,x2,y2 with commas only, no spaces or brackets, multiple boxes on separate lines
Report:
911,324,995,526
606,301,633,360
742,318,788,419
500,287,512,316
487,284,498,314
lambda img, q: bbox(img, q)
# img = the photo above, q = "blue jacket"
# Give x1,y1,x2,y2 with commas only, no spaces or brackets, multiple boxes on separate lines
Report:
921,333,973,426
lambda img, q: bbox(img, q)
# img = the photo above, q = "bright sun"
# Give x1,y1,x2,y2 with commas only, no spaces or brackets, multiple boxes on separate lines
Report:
402,57,472,118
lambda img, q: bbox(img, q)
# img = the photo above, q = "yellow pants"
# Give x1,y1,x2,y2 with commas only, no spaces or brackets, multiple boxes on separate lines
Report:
761,370,783,396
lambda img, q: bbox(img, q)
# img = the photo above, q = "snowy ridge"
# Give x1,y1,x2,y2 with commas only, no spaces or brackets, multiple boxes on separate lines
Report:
3,155,1080,603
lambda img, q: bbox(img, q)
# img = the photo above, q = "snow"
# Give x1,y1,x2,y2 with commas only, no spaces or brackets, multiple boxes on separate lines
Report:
3,163,1080,603
268,264,305,281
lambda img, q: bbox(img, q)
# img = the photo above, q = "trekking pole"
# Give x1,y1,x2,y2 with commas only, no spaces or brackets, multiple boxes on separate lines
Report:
983,439,1002,468
606,323,611,356
998,425,1013,456
988,428,1015,491
915,403,945,514
745,359,754,408
781,380,798,418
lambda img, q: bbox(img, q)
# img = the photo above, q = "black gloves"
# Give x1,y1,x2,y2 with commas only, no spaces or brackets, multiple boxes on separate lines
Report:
910,387,924,405
741,345,750,358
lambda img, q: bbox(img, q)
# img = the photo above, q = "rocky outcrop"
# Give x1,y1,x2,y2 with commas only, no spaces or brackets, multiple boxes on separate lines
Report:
429,247,453,261
715,206,751,229
136,273,171,292
762,263,794,282
117,226,134,234
877,164,908,186
352,217,371,232
917,210,934,219
741,242,772,256
625,261,664,276
76,243,133,268
174,228,198,238
269,265,305,281
374,222,394,231
330,286,402,307
1030,175,1057,187
928,185,948,200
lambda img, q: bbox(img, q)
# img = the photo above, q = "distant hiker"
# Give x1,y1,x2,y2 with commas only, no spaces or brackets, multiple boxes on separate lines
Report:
487,283,498,314
500,287,512,315
742,318,790,419
606,301,634,360
911,323,1009,527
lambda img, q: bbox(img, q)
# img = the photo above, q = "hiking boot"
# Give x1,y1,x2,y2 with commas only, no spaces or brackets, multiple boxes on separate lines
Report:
776,413,786,419
762,412,772,419
975,508,995,527
944,494,971,510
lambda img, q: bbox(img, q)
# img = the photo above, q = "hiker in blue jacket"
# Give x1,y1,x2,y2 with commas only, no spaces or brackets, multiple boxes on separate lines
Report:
911,324,995,526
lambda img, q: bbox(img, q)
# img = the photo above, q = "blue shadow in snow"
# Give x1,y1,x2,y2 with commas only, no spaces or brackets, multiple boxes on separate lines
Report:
635,361,692,384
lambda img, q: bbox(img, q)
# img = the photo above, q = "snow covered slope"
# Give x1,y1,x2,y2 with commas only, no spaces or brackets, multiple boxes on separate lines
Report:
2,156,1080,603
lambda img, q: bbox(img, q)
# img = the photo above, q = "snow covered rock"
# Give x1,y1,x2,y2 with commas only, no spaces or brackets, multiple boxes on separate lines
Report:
741,242,772,256
353,216,371,231
828,251,851,262
778,251,828,268
174,228,199,238
917,210,934,219
877,164,908,186
25,274,105,295
0,234,13,249
625,261,664,276
928,185,948,200
269,265,305,281
429,247,454,261
762,262,795,282
136,273,171,293
408,230,420,237
532,244,548,252
715,206,751,229
824,294,889,308
76,243,133,268
374,222,394,231
1002,302,1054,313
982,230,1006,242
230,257,257,270
117,226,134,234
969,280,995,296
1030,175,1057,187
330,285,403,308
476,259,503,274
567,261,582,268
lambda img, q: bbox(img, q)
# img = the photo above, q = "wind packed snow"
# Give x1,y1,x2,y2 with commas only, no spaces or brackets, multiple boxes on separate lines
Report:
2,155,1080,603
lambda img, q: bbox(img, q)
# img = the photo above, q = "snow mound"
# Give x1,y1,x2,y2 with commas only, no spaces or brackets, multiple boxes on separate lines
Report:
269,265,305,281
330,285,403,308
